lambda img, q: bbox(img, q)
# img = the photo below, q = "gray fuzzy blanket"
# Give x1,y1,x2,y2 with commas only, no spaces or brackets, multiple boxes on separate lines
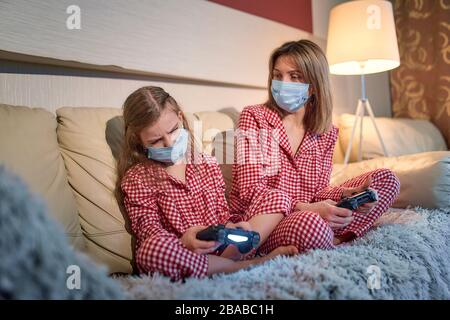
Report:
0,166,124,299
116,207,450,299
1,164,449,300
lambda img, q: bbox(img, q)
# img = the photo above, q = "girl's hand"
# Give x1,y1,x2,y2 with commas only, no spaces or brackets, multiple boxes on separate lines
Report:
180,225,221,255
297,200,354,230
340,176,378,214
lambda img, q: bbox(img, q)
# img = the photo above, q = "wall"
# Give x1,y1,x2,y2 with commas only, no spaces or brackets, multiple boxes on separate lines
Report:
390,0,450,146
208,0,312,32
0,0,392,117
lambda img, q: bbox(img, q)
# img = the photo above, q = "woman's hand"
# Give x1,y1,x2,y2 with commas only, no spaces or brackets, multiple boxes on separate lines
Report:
296,200,354,230
180,225,221,255
340,176,378,214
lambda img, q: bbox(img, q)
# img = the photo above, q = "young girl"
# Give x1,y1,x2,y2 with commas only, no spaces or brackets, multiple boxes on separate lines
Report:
229,40,401,255
115,86,297,281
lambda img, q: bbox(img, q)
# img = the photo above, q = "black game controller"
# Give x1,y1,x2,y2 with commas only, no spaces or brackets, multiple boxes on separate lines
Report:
196,224,260,254
336,188,378,211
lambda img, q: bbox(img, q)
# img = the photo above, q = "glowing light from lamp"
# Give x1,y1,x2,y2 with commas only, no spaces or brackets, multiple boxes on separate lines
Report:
326,0,400,75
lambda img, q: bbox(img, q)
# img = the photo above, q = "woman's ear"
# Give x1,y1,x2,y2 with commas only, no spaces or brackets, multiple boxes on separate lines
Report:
307,87,315,106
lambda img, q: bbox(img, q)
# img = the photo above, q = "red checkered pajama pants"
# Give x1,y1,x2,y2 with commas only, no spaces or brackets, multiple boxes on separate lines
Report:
256,168,401,255
136,234,210,281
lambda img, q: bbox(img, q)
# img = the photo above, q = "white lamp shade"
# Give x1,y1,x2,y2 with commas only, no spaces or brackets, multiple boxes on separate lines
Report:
326,0,400,75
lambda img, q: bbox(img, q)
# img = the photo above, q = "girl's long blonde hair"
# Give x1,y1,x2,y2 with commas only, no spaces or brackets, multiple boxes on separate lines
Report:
266,39,333,134
115,86,194,207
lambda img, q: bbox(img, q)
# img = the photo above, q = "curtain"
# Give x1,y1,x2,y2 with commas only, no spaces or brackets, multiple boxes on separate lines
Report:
390,0,450,147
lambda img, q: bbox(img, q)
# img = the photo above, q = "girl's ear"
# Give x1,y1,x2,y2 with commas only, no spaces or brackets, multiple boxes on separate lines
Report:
178,111,185,129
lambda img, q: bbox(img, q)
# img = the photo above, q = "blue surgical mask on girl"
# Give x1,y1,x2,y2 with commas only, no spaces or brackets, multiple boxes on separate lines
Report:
146,127,189,163
271,79,310,113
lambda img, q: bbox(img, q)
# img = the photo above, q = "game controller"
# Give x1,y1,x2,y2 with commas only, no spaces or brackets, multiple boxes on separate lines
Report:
196,224,260,254
336,188,378,211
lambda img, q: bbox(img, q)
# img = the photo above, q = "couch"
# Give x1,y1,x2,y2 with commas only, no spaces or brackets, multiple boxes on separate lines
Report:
0,103,449,298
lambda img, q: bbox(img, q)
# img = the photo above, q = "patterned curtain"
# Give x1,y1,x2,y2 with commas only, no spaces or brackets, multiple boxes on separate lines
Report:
390,0,450,147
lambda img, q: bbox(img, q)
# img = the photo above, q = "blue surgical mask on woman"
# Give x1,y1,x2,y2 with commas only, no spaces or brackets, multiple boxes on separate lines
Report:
271,79,310,113
146,127,189,163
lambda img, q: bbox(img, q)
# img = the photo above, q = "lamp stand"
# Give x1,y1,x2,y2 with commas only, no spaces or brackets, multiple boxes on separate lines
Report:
342,74,389,165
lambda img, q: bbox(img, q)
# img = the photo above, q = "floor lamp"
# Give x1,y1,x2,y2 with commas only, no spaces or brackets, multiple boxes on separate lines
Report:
326,0,400,165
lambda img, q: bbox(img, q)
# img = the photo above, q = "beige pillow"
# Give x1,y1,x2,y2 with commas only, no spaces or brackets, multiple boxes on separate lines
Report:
331,151,450,209
338,114,447,162
193,111,235,156
333,133,345,164
56,107,133,274
0,104,84,249
212,129,235,199
331,114,345,164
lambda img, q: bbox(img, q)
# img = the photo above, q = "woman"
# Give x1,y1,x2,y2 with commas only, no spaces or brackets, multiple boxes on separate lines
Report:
229,40,401,255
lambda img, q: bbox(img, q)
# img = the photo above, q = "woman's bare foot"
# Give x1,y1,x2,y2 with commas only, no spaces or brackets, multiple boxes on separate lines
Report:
259,245,298,262
333,236,342,245
333,232,356,246
207,245,298,276
220,244,244,261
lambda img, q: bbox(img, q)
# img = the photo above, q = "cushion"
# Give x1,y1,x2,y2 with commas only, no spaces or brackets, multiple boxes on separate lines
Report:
0,104,84,249
194,112,235,198
212,129,235,198
331,114,345,164
331,151,450,209
193,111,235,155
338,114,447,162
332,129,345,164
56,107,132,274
